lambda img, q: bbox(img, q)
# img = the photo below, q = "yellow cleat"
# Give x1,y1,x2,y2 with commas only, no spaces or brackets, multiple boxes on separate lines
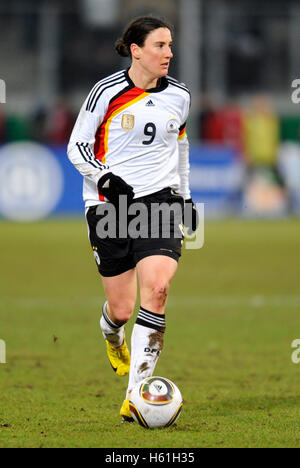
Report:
106,337,130,377
120,398,134,423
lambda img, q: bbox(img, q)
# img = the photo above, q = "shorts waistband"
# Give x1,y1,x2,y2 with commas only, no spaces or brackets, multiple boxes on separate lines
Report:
134,187,172,201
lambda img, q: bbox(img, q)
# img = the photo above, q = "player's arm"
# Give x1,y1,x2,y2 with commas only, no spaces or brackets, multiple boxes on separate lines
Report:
177,124,190,200
67,97,109,184
178,123,199,234
67,91,134,204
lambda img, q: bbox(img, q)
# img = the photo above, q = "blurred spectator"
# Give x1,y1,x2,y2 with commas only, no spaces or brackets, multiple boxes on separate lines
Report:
197,94,214,140
219,103,245,158
243,95,279,167
200,100,245,158
200,107,223,143
43,97,75,144
242,95,288,216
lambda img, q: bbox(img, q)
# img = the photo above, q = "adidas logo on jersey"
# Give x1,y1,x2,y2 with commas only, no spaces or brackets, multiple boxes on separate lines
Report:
146,99,155,107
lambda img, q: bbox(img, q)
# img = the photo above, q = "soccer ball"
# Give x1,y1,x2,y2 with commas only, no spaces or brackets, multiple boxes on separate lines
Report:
129,376,183,429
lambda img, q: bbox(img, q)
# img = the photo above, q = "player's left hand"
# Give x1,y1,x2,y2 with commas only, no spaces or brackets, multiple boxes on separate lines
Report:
97,172,134,206
183,198,199,235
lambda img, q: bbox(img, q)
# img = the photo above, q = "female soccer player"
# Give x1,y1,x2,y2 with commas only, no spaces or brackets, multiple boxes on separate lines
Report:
67,16,198,422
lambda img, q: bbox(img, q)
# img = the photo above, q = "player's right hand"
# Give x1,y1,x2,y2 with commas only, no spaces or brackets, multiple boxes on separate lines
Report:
183,198,199,235
97,172,135,205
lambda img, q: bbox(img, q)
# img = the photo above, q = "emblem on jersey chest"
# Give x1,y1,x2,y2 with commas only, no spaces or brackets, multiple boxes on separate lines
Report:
166,118,178,133
121,114,135,131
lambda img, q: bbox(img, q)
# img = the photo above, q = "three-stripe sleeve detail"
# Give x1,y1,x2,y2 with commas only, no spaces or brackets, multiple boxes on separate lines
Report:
86,71,127,113
166,77,191,96
76,142,108,170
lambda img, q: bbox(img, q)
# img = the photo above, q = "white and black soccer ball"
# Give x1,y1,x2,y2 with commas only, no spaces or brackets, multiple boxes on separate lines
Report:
129,376,183,429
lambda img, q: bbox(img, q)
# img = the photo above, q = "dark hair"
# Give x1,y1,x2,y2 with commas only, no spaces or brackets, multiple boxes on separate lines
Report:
115,16,173,58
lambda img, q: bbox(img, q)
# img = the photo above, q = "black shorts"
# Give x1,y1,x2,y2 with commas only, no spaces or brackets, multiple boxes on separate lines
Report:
86,187,184,277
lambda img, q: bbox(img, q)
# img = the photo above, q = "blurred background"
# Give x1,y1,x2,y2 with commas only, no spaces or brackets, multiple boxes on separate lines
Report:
2,1,300,449
1,0,300,220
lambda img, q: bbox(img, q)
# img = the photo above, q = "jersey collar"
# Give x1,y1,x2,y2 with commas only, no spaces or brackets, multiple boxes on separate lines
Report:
125,69,168,93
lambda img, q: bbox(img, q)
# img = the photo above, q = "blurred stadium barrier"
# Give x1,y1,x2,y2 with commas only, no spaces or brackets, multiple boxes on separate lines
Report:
1,141,299,222
0,142,82,221
190,144,245,217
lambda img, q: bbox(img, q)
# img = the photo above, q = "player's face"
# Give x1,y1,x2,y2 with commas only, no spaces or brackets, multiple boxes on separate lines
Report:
137,28,173,79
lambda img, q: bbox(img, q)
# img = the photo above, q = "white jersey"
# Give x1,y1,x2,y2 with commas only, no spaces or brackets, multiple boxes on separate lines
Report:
67,69,191,207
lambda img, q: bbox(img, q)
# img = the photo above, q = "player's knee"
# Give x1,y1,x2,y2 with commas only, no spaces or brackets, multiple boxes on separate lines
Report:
109,300,135,325
150,282,170,309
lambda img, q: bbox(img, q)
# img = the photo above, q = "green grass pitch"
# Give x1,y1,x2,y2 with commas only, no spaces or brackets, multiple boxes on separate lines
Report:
0,218,300,448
